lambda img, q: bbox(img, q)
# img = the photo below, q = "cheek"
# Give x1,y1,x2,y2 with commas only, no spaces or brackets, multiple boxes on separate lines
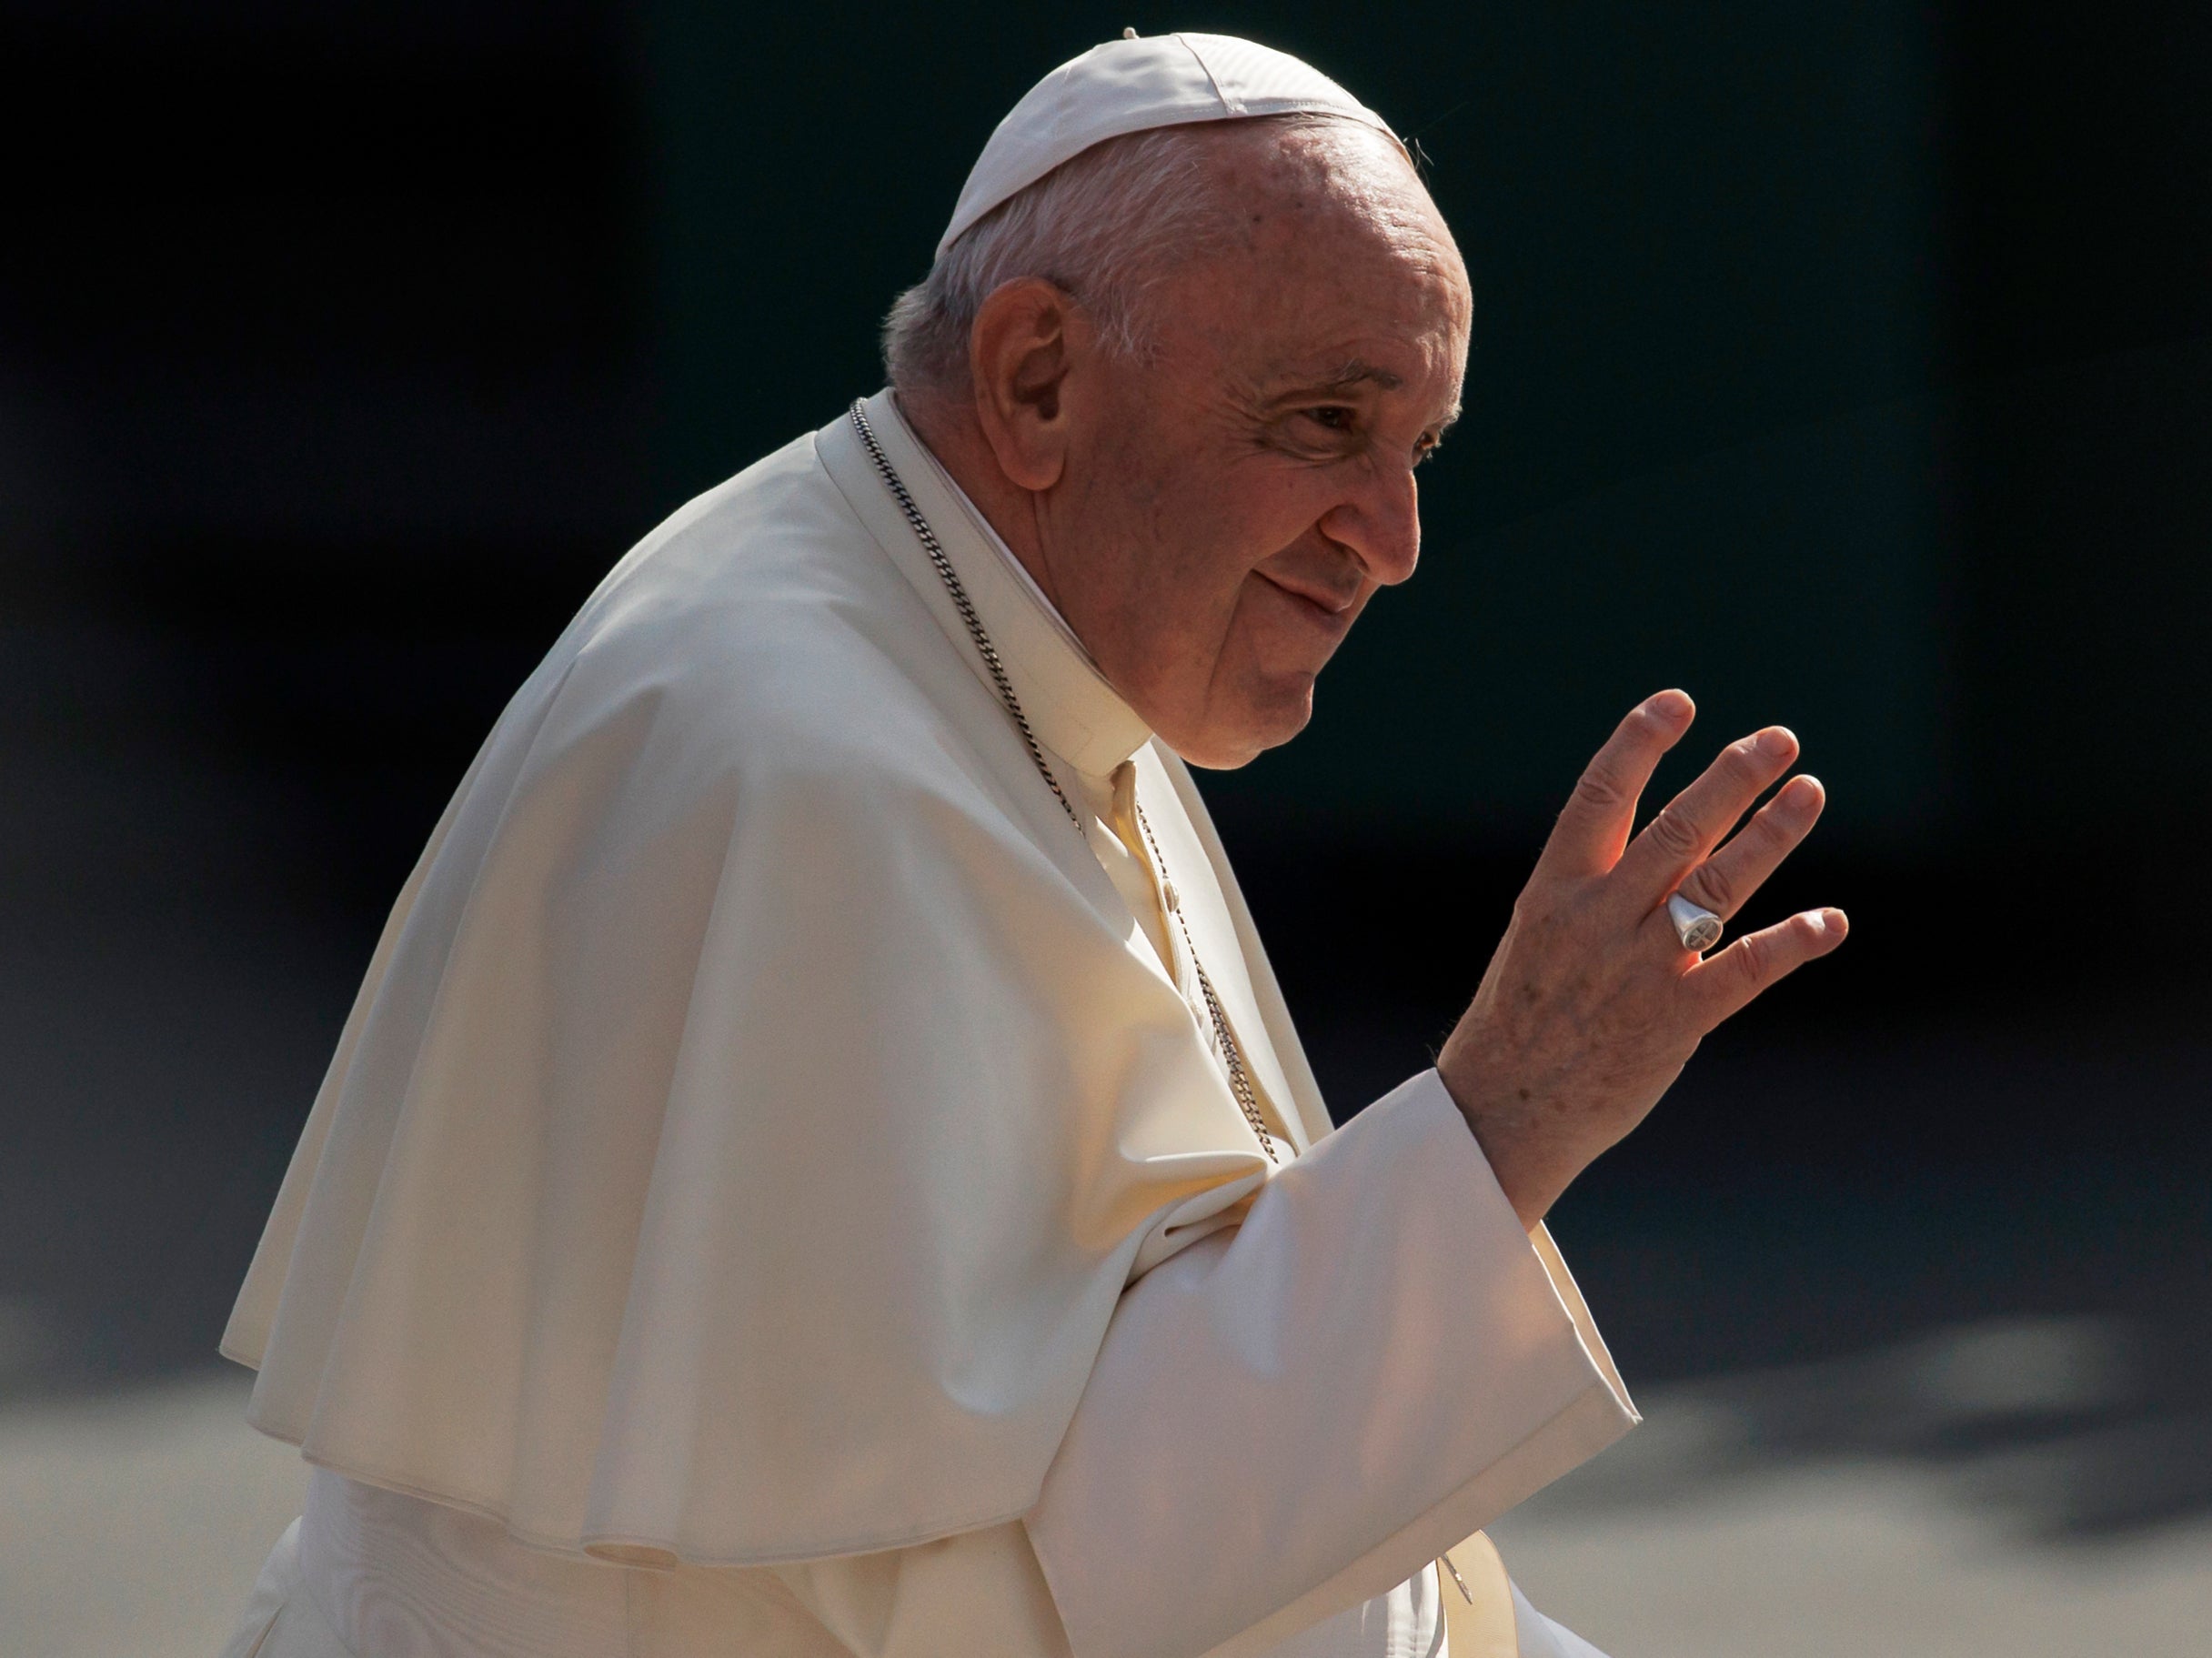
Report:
1174,467,1321,580
1131,482,1280,634
1135,554,1256,694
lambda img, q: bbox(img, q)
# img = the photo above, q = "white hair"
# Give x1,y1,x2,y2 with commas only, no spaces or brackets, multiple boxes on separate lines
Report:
882,113,1369,396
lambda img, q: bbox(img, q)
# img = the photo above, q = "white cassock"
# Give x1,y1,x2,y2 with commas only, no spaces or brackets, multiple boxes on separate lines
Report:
216,390,1637,1658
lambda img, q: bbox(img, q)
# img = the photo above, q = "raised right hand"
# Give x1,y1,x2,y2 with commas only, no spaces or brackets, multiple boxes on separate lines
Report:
1435,690,1848,1228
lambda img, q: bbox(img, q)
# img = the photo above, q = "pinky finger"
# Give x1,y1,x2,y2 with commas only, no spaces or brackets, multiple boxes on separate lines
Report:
1687,908,1850,1027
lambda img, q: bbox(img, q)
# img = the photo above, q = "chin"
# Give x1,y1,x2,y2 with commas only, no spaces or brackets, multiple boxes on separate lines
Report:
1179,678,1315,769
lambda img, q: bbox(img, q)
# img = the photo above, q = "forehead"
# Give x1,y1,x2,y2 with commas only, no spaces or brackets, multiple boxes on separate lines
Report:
1224,234,1469,430
1176,124,1471,392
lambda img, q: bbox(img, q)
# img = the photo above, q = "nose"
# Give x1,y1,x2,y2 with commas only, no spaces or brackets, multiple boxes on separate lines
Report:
1316,457,1421,588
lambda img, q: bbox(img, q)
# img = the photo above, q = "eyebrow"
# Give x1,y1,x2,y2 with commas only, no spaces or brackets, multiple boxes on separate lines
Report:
1313,358,1404,393
1257,359,1403,399
1261,358,1461,430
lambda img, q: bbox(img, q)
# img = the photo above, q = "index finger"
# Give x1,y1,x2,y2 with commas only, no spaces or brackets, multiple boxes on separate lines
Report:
1534,690,1697,880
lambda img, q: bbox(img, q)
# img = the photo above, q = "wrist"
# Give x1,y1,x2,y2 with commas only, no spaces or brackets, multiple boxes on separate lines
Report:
1434,1065,1566,1230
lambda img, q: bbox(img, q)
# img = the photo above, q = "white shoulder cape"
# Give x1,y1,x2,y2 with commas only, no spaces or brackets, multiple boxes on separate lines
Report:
221,414,1330,1568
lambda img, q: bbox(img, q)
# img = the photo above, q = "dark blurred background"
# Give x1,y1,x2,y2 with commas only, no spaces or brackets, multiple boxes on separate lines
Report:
2,0,2207,1597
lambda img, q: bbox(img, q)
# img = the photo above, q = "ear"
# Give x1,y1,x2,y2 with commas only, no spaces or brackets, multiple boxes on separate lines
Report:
967,277,1088,492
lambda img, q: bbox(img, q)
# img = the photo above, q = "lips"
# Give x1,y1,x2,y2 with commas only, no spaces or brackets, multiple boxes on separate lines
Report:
1252,569,1360,640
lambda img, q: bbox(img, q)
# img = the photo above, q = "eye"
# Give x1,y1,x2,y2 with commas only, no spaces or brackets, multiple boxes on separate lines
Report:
1303,406,1357,433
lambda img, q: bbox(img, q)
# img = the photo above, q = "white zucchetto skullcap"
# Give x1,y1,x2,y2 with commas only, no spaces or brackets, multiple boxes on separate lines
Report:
938,30,1401,258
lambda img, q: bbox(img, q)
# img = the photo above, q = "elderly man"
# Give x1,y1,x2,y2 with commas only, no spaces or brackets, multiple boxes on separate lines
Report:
218,32,1843,1658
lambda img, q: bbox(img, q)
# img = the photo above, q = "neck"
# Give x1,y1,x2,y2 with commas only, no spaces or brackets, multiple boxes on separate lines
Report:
897,387,1071,618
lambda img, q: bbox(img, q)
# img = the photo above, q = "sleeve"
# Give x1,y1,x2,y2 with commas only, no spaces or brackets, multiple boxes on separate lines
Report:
761,1071,1633,1658
1023,1070,1639,1658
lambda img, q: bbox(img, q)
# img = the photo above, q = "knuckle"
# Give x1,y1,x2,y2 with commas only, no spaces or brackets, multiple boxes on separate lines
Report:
1752,806,1800,851
1571,764,1625,812
1684,859,1735,913
1731,733,1775,772
1645,807,1702,858
1509,882,1559,931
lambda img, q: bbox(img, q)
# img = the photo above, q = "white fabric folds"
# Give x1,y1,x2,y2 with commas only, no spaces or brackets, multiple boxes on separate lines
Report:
1030,1074,1635,1658
221,409,1329,1567
222,394,1640,1653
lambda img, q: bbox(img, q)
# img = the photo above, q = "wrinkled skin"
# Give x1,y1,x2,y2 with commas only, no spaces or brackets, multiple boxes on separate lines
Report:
907,123,1845,1225
1436,694,1845,1224
909,121,1463,770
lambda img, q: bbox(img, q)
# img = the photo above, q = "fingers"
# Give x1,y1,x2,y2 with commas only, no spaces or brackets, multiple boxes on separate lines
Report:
1686,907,1849,1025
1668,774,1825,920
1613,724,1800,901
1535,689,1696,880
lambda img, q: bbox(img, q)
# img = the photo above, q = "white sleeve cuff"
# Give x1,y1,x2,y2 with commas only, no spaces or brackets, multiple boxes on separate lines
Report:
1026,1070,1638,1658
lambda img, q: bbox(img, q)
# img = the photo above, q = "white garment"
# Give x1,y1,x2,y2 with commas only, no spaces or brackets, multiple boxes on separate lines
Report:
232,1487,1604,1658
913,433,1282,1135
236,1389,1447,1658
219,390,1634,1656
226,1080,1619,1658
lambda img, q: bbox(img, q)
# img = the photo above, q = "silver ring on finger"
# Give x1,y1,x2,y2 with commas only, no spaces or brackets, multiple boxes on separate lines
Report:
1666,889,1724,953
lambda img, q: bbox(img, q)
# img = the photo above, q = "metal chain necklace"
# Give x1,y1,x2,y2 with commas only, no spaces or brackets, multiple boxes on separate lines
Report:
1131,799,1280,1163
847,399,1281,1164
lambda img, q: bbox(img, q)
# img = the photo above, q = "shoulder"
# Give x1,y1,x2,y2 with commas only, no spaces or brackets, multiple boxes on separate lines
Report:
498,428,1002,823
